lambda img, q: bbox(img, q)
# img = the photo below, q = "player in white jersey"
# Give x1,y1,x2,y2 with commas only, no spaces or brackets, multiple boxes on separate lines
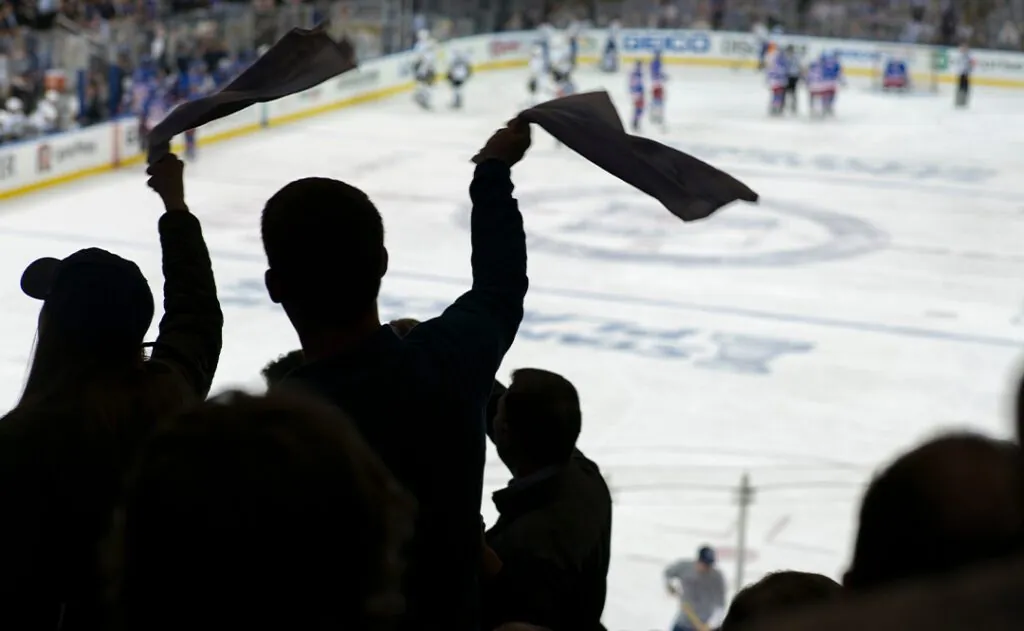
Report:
412,29,437,110
446,50,471,109
527,45,547,104
536,22,554,70
953,43,975,108
549,46,575,98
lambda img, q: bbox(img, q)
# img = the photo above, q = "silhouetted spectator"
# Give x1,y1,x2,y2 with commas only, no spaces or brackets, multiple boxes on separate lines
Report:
483,368,611,631
665,546,726,631
259,120,531,631
720,571,843,631
0,154,222,629
844,433,1024,591
114,389,415,631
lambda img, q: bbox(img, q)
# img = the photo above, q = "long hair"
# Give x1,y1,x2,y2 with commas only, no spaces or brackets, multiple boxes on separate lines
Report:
18,304,150,427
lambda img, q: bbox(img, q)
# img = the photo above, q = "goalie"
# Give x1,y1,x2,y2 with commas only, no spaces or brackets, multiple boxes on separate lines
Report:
881,56,910,91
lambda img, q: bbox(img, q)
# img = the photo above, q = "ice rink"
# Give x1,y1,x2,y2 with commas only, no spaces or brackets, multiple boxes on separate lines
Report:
2,64,1024,629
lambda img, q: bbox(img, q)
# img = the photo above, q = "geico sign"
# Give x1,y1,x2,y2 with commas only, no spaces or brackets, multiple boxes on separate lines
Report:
623,33,711,54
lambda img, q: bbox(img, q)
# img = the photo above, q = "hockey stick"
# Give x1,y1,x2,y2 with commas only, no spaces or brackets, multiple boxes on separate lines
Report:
681,602,711,631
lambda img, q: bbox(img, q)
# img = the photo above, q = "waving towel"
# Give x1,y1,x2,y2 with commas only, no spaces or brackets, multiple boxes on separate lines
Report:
518,91,758,221
147,22,356,163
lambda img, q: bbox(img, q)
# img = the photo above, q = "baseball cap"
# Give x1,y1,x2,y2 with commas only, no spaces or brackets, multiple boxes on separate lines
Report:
698,545,716,565
21,248,155,347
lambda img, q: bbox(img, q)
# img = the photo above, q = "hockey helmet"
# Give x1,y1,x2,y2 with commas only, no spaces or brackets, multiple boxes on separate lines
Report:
6,96,23,112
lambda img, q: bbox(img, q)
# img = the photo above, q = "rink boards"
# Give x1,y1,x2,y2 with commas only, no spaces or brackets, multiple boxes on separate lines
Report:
2,28,1023,199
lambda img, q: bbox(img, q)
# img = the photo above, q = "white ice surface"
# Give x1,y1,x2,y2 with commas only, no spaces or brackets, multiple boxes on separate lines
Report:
1,66,1023,630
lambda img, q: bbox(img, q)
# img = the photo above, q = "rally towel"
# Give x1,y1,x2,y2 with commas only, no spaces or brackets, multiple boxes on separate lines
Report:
146,22,356,163
518,91,758,221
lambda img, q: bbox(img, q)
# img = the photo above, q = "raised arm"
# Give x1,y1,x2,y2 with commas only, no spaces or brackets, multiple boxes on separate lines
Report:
144,155,224,401
405,120,531,398
664,560,689,595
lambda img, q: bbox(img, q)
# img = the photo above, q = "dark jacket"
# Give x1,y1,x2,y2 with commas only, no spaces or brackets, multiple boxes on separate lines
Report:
483,450,612,631
283,159,528,631
0,210,223,630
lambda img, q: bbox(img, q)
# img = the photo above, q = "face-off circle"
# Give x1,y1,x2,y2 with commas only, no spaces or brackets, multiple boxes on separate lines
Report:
457,187,889,267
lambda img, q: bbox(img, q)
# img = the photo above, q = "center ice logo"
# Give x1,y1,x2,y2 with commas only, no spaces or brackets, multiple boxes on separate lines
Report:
466,187,888,267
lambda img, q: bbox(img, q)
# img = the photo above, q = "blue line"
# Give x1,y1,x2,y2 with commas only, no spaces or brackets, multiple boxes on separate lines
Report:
1,224,1021,349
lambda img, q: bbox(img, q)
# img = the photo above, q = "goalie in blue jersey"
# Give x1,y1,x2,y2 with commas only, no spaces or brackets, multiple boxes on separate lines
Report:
881,56,910,91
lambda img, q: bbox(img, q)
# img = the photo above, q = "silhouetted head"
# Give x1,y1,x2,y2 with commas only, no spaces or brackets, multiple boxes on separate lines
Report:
19,248,154,407
261,177,387,331
721,571,843,631
115,389,415,630
492,368,581,476
845,432,1024,591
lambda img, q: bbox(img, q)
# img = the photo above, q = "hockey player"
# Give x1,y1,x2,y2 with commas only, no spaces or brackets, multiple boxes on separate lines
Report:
806,59,826,117
446,50,471,109
601,19,620,73
783,45,802,113
767,49,789,116
953,43,975,108
567,20,581,70
819,50,843,116
412,29,437,110
132,60,156,153
143,78,170,148
650,49,667,130
536,22,554,70
550,45,575,98
182,61,213,160
629,60,644,132
527,45,547,105
881,55,910,91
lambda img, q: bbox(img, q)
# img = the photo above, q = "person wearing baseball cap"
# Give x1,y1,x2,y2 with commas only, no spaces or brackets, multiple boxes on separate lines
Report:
20,248,156,351
0,154,223,629
664,545,727,631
